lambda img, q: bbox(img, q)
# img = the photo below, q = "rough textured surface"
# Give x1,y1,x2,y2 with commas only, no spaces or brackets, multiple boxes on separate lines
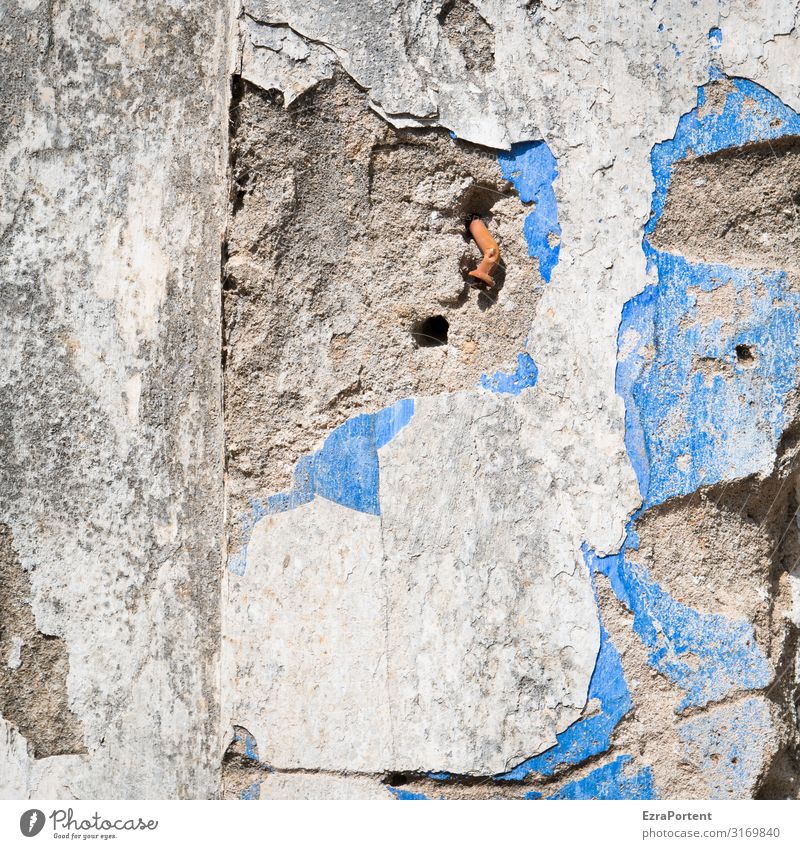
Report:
6,0,800,801
652,133,800,270
224,0,800,801
0,525,85,759
224,393,601,776
224,72,541,524
0,0,229,798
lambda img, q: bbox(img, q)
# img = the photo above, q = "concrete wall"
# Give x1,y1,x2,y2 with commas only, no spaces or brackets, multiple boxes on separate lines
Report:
0,0,230,798
3,0,800,800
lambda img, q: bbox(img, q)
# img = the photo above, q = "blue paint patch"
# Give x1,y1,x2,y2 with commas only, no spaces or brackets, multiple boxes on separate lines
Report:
426,772,451,781
497,543,633,782
586,544,770,710
622,78,800,507
231,727,260,762
678,697,772,799
498,141,561,282
239,781,262,800
272,397,415,517
524,790,543,799
597,75,790,710
480,352,539,395
646,77,800,244
228,398,414,575
708,27,722,49
618,264,800,509
548,755,656,800
389,788,430,800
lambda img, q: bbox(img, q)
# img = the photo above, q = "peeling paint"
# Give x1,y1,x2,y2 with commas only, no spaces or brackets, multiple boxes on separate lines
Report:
498,140,561,283
228,399,414,576
678,697,778,799
547,755,657,801
499,619,631,779
480,352,539,395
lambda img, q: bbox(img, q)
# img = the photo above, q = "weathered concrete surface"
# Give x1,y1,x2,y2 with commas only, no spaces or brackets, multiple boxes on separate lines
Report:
0,0,230,798
652,133,800,271
226,0,800,799
224,71,541,522
220,725,393,799
0,525,85,759
5,0,800,802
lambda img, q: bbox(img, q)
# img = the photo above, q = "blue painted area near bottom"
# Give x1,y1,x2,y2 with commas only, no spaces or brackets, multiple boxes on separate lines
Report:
498,621,631,780
389,788,430,800
497,545,632,782
480,352,539,395
678,697,772,799
548,755,656,800
229,398,415,576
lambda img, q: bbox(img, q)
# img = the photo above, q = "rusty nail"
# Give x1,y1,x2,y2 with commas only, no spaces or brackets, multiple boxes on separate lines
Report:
467,218,501,287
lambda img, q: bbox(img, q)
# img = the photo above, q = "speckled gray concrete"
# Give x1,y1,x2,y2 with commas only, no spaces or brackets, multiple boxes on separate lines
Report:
0,0,230,798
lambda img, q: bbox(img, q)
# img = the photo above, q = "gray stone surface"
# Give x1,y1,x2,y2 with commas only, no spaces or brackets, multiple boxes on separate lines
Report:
0,0,230,798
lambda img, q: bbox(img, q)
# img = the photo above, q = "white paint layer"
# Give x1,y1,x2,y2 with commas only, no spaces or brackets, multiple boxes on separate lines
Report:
225,392,605,775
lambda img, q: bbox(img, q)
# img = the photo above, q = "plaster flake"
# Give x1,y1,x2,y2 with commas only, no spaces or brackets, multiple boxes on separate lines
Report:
241,17,336,105
6,637,24,670
378,392,601,774
224,391,606,775
499,620,631,780
0,718,85,800
224,499,390,772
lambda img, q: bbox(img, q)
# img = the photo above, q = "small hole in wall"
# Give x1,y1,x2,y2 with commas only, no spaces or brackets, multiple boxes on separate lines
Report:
412,315,449,347
457,184,508,228
735,344,757,368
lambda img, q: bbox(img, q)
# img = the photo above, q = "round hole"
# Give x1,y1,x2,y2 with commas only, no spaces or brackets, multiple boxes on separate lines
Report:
735,344,757,368
412,315,449,347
